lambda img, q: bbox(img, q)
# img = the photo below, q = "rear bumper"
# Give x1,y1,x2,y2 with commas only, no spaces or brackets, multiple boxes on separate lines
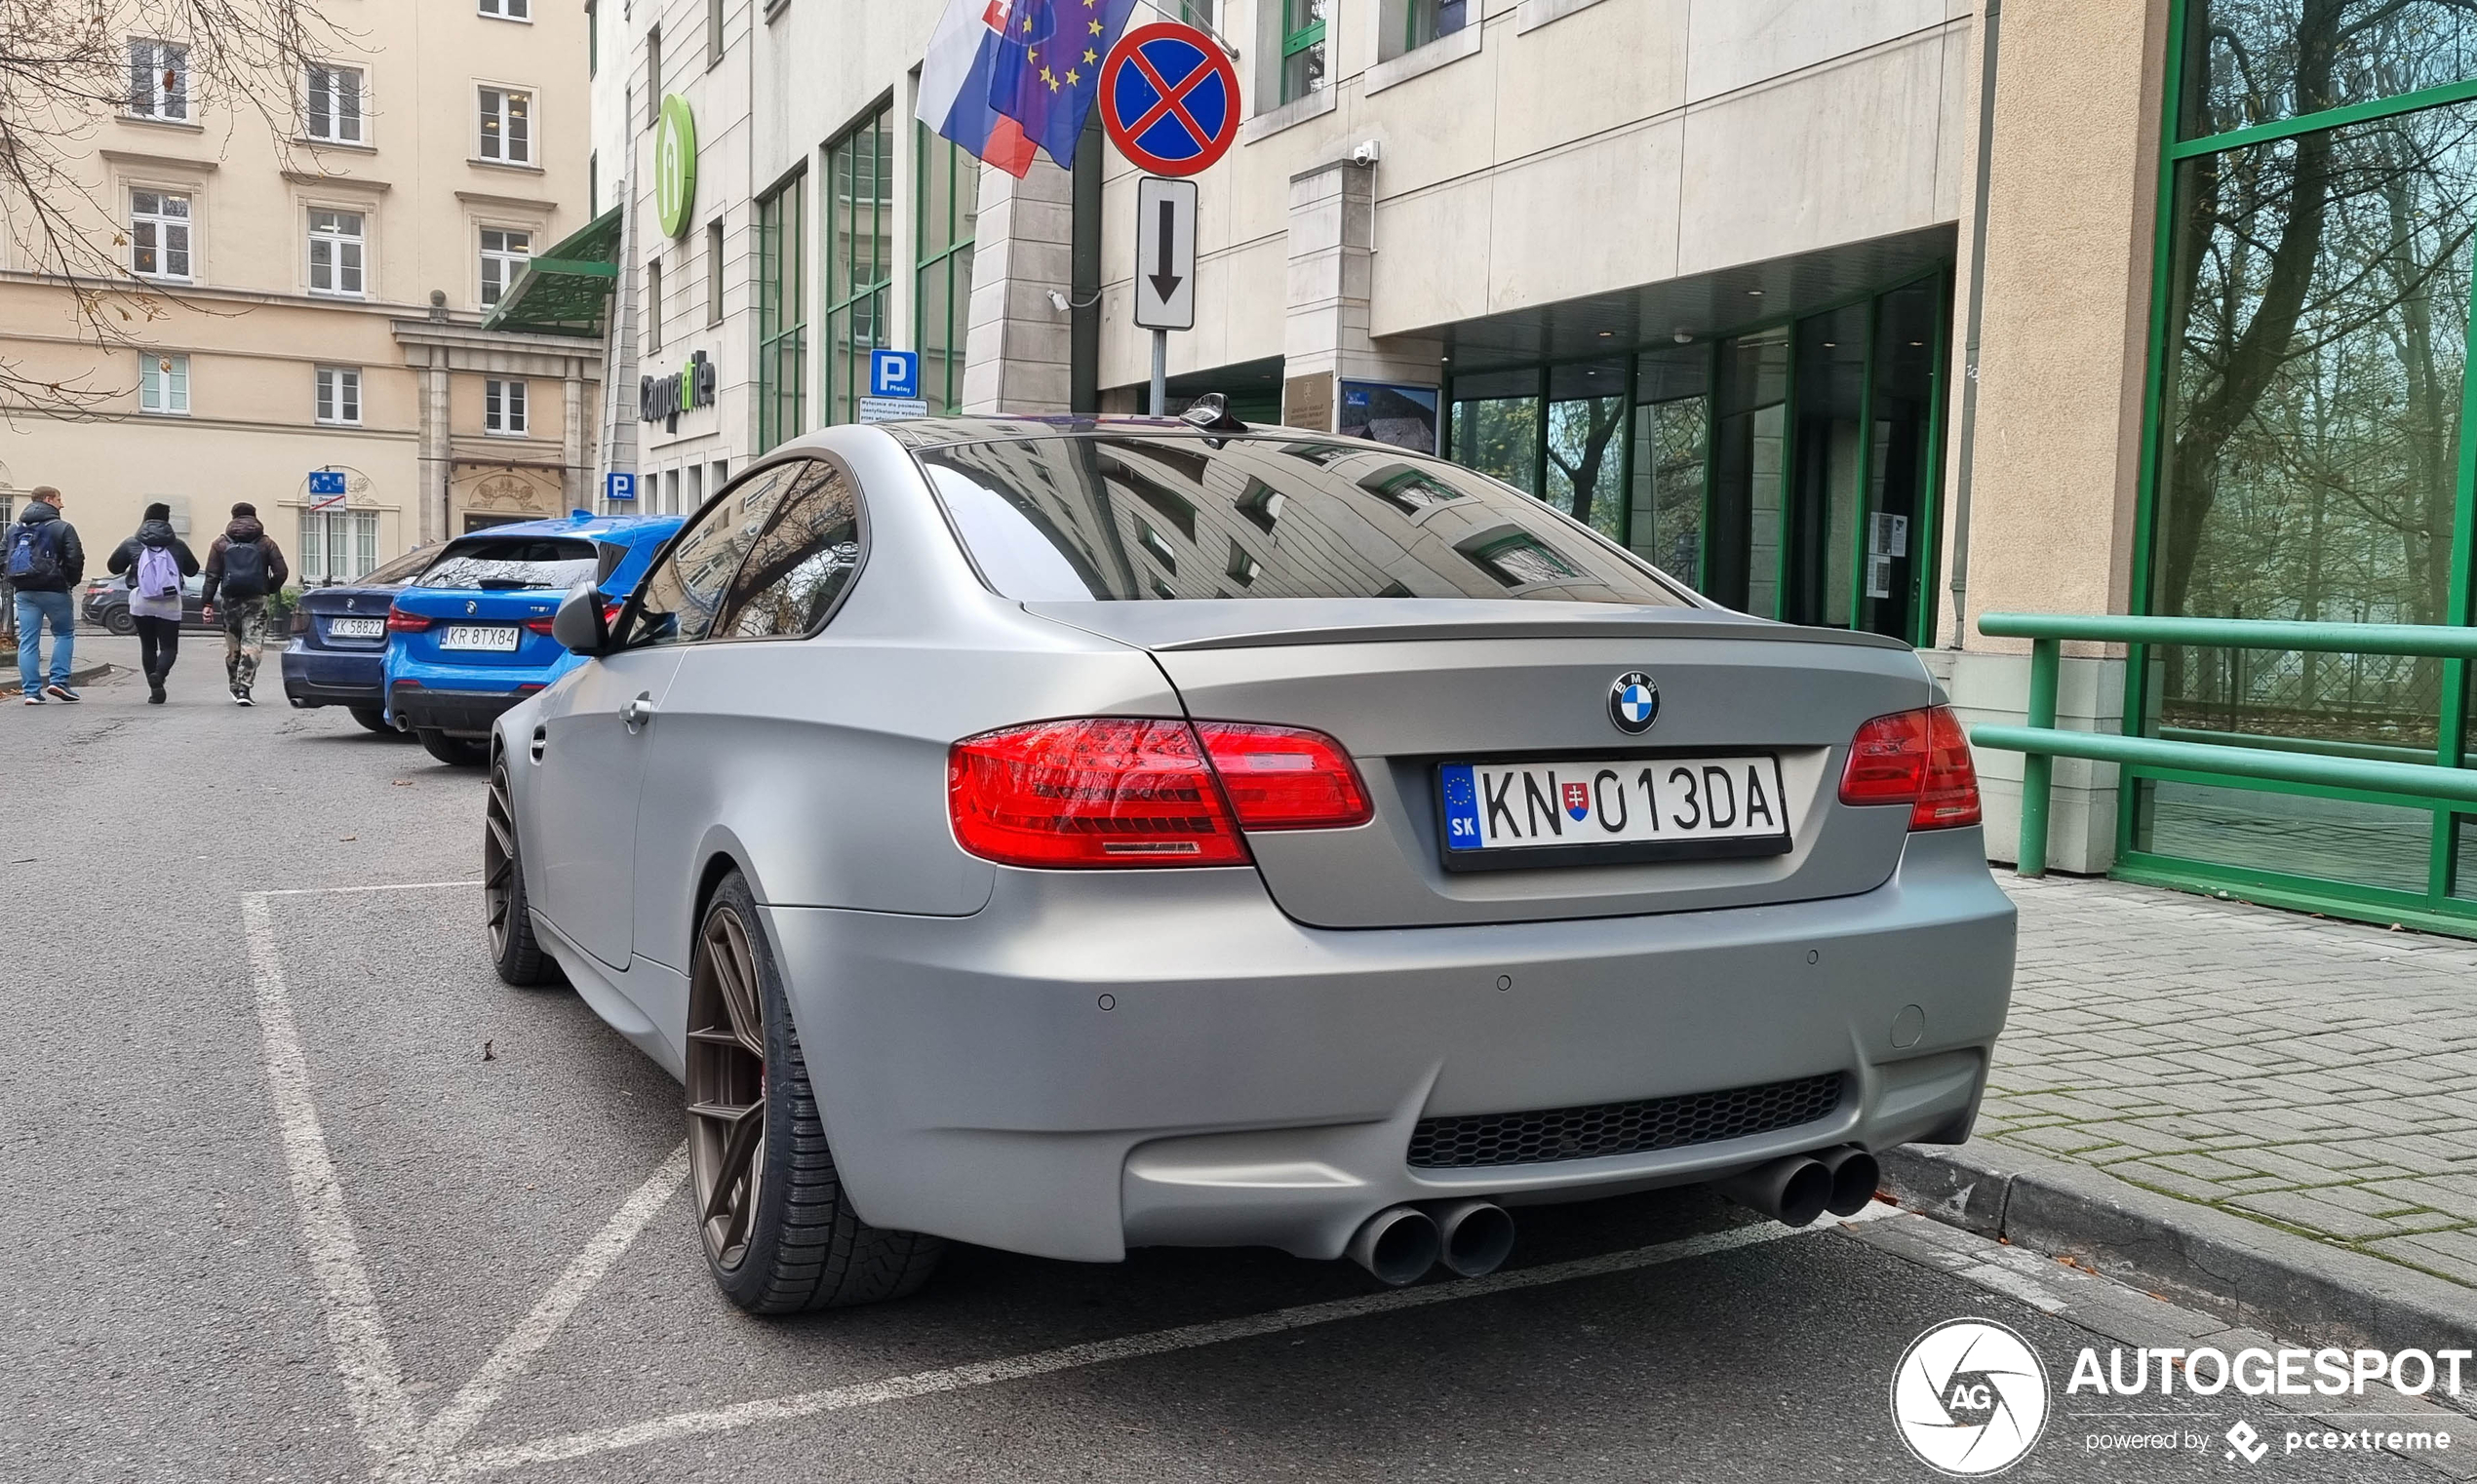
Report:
281,644,383,708
392,681,529,736
758,827,2017,1263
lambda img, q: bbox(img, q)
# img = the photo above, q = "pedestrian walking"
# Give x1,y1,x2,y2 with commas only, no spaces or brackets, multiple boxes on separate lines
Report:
107,502,200,705
4,486,85,704
200,501,288,707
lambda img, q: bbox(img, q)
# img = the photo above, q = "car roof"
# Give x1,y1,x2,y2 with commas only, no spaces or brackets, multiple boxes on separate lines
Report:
450,514,685,544
863,414,1410,455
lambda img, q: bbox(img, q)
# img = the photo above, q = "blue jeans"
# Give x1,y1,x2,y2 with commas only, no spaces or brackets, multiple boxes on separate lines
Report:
15,590,72,695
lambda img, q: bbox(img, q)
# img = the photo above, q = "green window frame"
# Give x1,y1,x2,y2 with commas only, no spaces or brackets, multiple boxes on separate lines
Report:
2116,0,2477,930
1279,0,1326,104
915,121,975,416
824,104,893,429
756,171,806,452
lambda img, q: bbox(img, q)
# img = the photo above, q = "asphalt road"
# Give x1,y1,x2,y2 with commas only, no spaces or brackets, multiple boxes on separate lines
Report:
5,649,2468,1483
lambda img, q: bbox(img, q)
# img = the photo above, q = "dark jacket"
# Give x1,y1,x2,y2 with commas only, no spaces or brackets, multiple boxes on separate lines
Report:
2,501,84,593
107,520,201,588
202,516,289,605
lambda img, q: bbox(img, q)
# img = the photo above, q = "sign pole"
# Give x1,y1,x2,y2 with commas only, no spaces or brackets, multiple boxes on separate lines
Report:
1103,24,1227,420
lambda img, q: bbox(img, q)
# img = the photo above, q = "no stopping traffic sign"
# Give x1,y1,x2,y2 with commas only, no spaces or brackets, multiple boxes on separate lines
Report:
1100,22,1239,176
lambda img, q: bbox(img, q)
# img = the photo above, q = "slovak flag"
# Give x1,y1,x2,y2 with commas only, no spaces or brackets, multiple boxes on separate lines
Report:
918,0,1039,176
917,0,1134,176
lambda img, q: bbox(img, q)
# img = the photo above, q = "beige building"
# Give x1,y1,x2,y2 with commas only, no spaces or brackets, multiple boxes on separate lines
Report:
0,0,598,578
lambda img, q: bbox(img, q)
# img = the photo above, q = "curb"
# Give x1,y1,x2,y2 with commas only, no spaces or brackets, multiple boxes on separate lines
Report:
1881,1143,2477,1353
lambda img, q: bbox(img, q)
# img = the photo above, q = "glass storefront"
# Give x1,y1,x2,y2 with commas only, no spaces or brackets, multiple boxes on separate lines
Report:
2128,0,2477,924
1445,270,1949,646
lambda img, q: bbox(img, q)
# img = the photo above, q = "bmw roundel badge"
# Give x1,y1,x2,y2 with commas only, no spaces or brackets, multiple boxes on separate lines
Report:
1608,672,1660,734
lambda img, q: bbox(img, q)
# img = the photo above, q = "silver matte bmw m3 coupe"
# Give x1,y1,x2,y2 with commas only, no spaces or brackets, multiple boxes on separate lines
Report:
488,407,2016,1313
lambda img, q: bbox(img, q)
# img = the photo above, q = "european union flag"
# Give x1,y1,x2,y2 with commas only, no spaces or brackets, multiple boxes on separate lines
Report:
986,0,1136,170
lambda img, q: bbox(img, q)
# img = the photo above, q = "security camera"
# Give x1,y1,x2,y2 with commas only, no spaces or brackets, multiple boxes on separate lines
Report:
1047,289,1071,314
1349,138,1382,168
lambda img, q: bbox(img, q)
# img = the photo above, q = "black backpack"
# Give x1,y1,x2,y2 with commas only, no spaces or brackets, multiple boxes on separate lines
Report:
220,539,270,600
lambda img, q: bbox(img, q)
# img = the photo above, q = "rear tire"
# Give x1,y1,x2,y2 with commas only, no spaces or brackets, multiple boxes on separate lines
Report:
688,872,943,1314
485,760,554,986
104,609,136,636
418,728,488,767
349,706,392,734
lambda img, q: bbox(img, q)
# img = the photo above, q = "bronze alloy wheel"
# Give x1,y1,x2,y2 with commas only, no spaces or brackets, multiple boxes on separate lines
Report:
682,872,944,1313
484,761,552,985
688,903,768,1269
484,766,520,961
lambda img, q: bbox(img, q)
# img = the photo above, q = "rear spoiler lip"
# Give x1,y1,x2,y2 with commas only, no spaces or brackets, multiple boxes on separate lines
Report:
1019,602,1919,655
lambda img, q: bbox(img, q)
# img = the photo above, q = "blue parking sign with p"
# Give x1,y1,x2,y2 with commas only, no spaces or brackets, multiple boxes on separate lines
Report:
605,471,637,502
871,350,920,400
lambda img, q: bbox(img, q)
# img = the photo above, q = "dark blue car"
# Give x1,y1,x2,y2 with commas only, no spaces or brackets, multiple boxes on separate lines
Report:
383,514,682,765
280,544,444,729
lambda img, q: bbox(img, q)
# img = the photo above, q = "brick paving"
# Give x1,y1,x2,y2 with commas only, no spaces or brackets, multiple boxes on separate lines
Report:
1980,874,2477,1290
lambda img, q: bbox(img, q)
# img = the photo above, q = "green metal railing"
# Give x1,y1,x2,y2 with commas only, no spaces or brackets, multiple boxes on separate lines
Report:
1971,613,2477,879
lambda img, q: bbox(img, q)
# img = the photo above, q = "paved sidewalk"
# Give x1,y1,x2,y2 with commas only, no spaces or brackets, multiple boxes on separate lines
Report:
1980,874,2477,1293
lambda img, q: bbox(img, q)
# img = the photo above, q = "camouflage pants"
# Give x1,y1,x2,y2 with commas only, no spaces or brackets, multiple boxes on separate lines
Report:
222,598,268,691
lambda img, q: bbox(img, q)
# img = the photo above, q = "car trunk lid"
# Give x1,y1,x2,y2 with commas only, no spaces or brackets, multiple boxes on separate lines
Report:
1031,601,1931,928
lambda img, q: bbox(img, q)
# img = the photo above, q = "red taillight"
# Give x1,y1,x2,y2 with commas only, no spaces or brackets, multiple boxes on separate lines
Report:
385,605,431,633
1838,706,1981,831
950,719,1250,867
1193,722,1371,830
945,719,1374,867
524,618,557,636
602,602,625,628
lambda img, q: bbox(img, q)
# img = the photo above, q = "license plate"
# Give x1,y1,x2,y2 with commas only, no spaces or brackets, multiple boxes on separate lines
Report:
327,617,384,639
439,624,520,652
1438,755,1791,870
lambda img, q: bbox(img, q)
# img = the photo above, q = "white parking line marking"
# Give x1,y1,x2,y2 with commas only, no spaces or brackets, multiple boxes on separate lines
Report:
249,881,1903,1480
242,892,425,1478
420,1142,691,1459
446,1203,1900,1475
258,879,485,896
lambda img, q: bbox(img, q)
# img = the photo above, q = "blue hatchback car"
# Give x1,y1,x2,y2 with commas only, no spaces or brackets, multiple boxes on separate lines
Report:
385,514,683,765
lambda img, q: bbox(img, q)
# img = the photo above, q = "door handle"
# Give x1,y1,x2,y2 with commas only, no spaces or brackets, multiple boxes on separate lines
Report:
619,692,657,731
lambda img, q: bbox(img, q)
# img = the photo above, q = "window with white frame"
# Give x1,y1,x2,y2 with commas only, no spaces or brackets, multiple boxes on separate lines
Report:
477,86,532,163
485,378,529,435
479,0,531,18
139,353,190,414
130,190,192,280
299,508,380,584
315,366,362,425
304,64,365,143
307,209,366,296
479,227,531,305
128,39,189,121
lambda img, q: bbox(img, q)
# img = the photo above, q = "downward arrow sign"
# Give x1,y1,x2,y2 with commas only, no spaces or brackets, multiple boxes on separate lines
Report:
1148,196,1182,303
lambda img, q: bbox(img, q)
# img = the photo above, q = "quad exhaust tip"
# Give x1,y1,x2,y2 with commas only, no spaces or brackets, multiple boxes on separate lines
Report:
1346,1205,1442,1286
1347,1201,1516,1285
1814,1145,1881,1218
1433,1199,1515,1278
1713,1146,1878,1228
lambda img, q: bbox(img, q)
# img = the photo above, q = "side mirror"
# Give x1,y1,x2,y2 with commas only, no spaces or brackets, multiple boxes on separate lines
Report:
551,582,611,656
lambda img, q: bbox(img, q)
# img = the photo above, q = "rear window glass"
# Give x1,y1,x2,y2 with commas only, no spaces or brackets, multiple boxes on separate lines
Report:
918,435,1688,605
360,545,438,586
412,537,599,592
